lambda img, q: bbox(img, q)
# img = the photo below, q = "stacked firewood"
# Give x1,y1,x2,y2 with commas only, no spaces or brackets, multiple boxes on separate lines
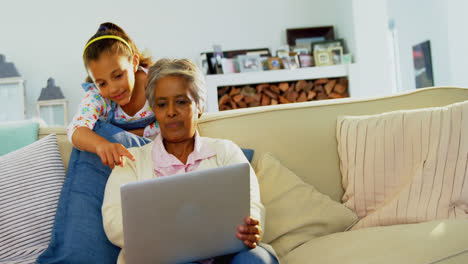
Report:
218,77,349,111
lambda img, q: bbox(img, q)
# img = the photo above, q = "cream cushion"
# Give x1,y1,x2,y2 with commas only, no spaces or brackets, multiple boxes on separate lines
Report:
255,153,357,259
337,100,468,229
282,219,468,264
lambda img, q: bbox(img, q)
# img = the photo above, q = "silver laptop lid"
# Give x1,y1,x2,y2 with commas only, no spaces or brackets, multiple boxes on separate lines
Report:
120,162,250,264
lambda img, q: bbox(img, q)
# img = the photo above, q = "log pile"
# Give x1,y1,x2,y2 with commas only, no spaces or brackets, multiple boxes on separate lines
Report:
218,77,349,111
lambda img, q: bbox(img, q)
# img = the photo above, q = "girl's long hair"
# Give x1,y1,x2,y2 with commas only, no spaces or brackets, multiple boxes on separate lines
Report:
83,22,153,82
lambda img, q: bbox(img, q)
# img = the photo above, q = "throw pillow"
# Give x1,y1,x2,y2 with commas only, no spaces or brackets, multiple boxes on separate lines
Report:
0,119,39,156
255,152,357,259
36,121,152,264
336,100,468,229
0,134,65,263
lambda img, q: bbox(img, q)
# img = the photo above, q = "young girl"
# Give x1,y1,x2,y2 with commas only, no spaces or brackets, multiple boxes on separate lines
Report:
67,22,159,169
37,23,158,263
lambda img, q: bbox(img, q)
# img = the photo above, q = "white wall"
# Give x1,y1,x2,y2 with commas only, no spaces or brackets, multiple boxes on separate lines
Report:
349,0,393,98
447,0,468,88
0,0,354,121
386,0,451,91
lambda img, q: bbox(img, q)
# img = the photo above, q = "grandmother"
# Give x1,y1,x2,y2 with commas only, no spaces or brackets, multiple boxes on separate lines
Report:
102,59,278,264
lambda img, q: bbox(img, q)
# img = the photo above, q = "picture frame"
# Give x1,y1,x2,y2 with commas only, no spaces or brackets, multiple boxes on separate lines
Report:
286,26,335,46
267,57,283,70
201,48,271,74
237,55,263,72
311,39,345,53
292,47,309,55
281,57,290,69
260,57,269,70
313,50,333,66
282,54,300,70
329,47,343,65
198,53,210,75
277,50,289,58
221,58,238,74
298,54,314,68
212,44,224,74
412,40,434,88
342,54,352,64
275,45,290,57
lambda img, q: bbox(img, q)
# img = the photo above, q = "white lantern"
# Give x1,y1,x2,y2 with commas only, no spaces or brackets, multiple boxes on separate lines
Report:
36,78,68,126
0,54,26,122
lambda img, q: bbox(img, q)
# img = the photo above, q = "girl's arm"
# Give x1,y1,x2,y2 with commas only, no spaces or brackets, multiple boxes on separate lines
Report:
72,127,135,169
67,85,108,143
68,87,134,168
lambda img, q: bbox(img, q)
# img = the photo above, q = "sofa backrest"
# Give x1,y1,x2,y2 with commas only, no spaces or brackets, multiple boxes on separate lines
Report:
196,87,468,202
38,127,70,170
38,87,468,202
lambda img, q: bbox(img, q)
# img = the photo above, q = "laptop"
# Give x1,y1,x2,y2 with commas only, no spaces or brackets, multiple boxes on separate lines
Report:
120,162,251,264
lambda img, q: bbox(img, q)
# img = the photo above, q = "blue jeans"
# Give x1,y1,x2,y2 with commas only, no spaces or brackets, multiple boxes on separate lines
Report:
185,246,279,264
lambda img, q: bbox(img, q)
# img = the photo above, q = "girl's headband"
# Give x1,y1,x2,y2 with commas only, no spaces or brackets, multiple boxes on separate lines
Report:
83,35,132,56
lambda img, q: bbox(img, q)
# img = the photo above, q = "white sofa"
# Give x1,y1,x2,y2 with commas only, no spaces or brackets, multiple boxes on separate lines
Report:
39,87,468,263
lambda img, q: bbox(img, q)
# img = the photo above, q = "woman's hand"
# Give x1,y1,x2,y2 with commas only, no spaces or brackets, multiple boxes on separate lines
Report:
236,216,262,248
95,141,135,169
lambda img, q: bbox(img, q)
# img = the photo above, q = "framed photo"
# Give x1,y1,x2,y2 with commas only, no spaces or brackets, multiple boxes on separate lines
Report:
201,48,271,74
245,49,271,57
298,54,314,68
282,55,299,70
281,58,290,69
237,55,263,72
329,47,343,65
286,26,335,46
277,50,289,58
342,54,352,64
267,57,283,70
198,53,209,75
413,40,434,88
222,48,270,58
314,50,333,66
311,39,344,53
259,57,269,70
221,58,238,74
212,44,224,74
292,47,309,55
275,45,290,57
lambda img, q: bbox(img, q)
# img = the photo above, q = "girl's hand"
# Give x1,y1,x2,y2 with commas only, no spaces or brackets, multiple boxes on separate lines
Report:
95,141,135,169
236,216,262,248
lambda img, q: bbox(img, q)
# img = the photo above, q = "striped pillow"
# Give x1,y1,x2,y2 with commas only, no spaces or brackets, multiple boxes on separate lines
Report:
0,134,65,263
336,100,468,229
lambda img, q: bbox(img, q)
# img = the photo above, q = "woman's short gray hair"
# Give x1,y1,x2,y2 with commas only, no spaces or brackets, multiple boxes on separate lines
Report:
146,58,207,112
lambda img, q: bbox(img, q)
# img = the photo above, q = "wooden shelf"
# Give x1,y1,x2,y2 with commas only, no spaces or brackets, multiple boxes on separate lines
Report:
205,64,351,112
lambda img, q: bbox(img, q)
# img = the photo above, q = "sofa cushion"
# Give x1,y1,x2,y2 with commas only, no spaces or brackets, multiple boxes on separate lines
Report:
283,220,468,264
255,152,357,259
0,119,39,156
336,100,468,229
0,134,65,263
